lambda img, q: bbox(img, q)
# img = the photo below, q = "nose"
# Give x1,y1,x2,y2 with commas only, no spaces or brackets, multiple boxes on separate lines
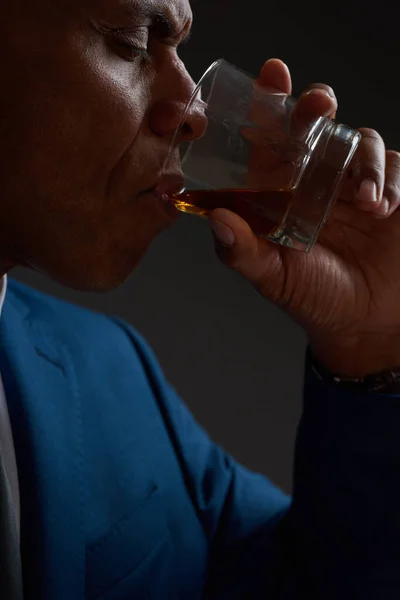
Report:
149,64,208,144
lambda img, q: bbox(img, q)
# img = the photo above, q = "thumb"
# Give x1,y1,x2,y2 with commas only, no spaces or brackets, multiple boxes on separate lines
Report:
208,208,285,298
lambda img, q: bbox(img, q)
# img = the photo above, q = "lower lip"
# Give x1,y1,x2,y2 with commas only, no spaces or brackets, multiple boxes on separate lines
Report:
140,190,181,221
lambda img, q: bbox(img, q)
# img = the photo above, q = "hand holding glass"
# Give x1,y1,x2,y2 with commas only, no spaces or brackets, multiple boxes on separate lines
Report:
161,60,361,253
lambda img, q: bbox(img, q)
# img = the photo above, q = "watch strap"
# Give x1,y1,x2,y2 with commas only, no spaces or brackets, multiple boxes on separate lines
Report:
310,351,400,394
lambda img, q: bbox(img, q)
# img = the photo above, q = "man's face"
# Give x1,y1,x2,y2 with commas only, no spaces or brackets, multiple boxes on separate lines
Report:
0,0,204,291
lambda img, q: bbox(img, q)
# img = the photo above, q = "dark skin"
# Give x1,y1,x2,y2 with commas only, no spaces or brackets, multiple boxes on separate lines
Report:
0,0,400,378
0,0,200,291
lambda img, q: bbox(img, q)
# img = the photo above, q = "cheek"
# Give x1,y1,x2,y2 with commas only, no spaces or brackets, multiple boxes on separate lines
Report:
0,29,169,289
0,35,150,210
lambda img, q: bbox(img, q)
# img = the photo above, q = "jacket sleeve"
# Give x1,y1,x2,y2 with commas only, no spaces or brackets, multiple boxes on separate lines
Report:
113,318,400,599
287,350,400,599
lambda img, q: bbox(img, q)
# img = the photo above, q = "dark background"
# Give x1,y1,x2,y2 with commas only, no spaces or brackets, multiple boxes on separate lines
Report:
11,0,400,493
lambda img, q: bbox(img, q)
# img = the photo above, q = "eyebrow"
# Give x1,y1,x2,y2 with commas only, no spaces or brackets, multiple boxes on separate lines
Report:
117,1,192,43
152,11,192,44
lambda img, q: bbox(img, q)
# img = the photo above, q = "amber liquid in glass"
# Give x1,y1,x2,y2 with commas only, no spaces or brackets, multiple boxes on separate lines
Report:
171,188,295,238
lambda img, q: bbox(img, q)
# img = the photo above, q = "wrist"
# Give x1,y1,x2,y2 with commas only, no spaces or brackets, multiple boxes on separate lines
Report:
309,348,400,394
309,334,400,379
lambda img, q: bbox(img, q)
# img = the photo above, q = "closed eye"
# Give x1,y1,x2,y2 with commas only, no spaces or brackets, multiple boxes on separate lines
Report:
114,40,151,63
105,28,151,63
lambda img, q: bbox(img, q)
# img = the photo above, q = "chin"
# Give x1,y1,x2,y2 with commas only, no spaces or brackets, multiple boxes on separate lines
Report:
28,242,149,294
23,203,174,293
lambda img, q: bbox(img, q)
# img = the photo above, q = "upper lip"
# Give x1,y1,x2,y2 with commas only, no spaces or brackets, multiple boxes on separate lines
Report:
145,172,185,198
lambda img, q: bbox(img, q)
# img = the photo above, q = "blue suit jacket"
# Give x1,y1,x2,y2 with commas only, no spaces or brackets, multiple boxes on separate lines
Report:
0,278,399,600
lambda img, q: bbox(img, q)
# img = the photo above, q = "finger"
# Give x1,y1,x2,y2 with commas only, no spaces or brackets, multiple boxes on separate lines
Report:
302,83,338,119
258,59,292,94
337,131,386,208
240,125,301,190
245,60,295,191
373,150,400,219
350,128,386,212
250,59,292,133
291,84,338,137
208,208,280,292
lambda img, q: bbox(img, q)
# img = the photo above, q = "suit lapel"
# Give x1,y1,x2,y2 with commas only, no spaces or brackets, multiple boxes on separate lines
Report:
0,289,85,600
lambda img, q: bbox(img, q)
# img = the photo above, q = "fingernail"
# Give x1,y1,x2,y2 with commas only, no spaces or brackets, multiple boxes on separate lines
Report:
377,197,390,216
358,179,378,203
305,88,334,99
211,221,235,247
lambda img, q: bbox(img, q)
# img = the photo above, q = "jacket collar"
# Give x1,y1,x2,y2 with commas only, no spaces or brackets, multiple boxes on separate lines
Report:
0,275,7,319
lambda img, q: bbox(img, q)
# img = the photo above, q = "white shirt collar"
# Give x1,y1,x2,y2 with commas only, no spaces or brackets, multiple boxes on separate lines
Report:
0,275,7,319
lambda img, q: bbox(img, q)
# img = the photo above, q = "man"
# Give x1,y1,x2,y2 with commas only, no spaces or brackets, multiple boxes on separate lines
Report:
0,0,399,598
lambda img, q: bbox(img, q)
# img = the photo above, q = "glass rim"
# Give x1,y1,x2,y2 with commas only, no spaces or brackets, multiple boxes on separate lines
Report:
173,58,224,142
163,59,224,174
163,58,291,173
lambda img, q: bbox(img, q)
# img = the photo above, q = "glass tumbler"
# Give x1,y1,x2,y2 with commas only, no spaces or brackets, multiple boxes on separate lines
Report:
161,59,361,252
